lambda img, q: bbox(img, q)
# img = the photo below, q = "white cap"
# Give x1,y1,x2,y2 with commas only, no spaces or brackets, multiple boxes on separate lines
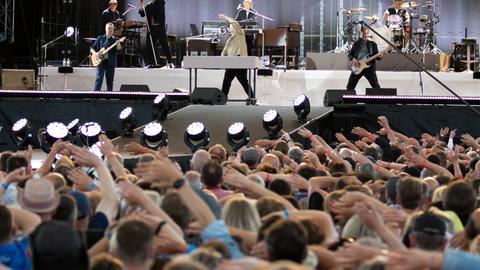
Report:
109,0,118,4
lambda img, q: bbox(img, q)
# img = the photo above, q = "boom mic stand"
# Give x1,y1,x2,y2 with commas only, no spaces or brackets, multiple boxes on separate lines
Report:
140,1,159,67
358,20,480,117
237,6,274,57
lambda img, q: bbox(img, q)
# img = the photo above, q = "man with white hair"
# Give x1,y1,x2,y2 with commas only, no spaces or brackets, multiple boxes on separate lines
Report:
190,149,210,173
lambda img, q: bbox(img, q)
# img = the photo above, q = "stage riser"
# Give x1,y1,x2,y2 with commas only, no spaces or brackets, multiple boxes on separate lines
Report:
42,68,479,107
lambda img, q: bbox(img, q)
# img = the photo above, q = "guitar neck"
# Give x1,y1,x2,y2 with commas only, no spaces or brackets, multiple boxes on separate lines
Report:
364,48,389,64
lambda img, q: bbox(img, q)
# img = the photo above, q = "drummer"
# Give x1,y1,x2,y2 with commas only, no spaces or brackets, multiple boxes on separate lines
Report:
383,0,410,49
101,0,123,31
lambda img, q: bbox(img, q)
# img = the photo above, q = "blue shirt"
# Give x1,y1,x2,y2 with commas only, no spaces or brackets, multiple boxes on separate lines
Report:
0,237,31,270
91,35,118,66
201,220,243,259
442,249,480,270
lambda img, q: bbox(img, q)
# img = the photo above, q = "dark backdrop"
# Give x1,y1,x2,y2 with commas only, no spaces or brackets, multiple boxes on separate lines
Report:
2,0,479,67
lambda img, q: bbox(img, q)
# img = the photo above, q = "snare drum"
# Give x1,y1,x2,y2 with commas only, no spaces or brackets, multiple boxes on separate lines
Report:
387,14,404,30
369,23,393,51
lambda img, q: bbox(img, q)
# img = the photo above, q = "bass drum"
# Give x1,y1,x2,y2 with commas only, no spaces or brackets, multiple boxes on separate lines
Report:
369,24,392,51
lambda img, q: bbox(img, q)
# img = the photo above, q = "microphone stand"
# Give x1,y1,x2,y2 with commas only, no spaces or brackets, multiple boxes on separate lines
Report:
140,1,159,67
237,6,274,57
358,20,480,117
40,31,70,90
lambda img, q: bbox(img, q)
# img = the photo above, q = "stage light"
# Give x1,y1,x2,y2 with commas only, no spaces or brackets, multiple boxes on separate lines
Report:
140,122,168,150
65,26,75,38
38,122,70,153
77,122,102,147
119,107,137,137
12,118,35,149
67,118,79,134
262,109,283,139
153,93,170,121
293,94,310,123
184,122,210,153
226,122,250,151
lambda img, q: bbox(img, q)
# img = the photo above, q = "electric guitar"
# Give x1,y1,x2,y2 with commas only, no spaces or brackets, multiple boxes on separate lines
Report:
90,37,126,67
350,46,391,75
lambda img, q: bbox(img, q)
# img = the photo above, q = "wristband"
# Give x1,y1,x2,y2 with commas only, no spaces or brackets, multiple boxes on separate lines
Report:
187,244,198,253
283,210,290,218
0,182,8,191
155,220,167,235
88,182,96,192
105,152,116,159
173,178,185,189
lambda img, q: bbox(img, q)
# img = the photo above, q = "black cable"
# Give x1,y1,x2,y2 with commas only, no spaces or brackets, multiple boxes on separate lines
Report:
359,20,480,117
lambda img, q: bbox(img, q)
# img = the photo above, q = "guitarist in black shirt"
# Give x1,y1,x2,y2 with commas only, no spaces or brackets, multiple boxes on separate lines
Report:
346,27,384,91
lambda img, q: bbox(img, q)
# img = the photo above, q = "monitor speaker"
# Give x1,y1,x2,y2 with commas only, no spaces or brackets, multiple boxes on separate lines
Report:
190,88,227,105
323,89,356,107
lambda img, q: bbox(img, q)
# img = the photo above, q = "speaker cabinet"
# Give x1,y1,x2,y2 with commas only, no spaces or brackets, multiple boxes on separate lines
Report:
190,88,227,105
323,89,356,107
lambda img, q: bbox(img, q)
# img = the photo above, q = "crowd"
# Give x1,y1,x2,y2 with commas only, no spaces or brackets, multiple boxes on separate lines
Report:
2,115,480,270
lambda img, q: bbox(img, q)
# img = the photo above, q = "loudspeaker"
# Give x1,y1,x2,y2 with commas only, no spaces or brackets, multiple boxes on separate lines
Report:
474,72,480,80
190,88,227,105
323,90,356,107
119,84,150,92
1,69,35,90
366,88,397,96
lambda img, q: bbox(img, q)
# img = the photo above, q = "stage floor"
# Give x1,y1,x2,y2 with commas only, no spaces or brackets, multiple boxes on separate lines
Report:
41,67,480,106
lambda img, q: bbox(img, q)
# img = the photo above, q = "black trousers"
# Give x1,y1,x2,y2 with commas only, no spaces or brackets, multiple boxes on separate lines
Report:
221,69,252,98
346,66,381,90
145,25,172,65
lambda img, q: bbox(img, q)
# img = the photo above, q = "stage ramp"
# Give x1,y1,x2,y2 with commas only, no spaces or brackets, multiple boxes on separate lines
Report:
113,105,332,155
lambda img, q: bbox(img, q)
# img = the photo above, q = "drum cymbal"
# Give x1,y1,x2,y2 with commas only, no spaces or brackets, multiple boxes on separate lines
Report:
350,7,367,12
365,15,378,20
124,20,146,29
402,2,419,8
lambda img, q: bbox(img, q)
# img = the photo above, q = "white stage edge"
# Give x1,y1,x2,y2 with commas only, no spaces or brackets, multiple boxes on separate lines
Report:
42,67,480,106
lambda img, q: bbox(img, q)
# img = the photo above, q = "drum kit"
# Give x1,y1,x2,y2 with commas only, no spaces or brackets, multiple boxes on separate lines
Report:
334,0,442,55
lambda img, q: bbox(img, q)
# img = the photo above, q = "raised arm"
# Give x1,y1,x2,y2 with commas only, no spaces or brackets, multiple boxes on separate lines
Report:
69,145,119,222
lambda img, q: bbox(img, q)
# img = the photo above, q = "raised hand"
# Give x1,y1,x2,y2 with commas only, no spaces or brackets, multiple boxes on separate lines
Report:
461,133,478,149
222,167,250,191
439,127,449,137
134,159,182,186
297,127,313,139
118,180,149,205
69,145,103,168
124,141,148,155
99,134,116,156
335,132,348,143
4,167,32,185
68,168,94,192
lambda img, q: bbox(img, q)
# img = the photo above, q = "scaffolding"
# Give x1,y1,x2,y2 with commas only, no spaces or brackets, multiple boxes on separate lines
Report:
0,0,15,43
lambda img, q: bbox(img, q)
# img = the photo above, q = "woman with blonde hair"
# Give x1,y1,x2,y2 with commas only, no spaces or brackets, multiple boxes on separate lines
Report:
222,197,261,232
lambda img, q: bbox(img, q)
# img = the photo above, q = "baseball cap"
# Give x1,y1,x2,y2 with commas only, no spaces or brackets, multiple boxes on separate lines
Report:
69,191,91,219
412,212,447,236
109,0,118,4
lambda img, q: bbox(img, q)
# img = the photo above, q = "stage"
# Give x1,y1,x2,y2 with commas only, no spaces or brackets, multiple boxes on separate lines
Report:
41,67,480,106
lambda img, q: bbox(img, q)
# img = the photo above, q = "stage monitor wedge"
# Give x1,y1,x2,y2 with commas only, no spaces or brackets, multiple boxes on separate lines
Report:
366,88,397,96
191,87,227,105
120,84,150,92
323,89,356,107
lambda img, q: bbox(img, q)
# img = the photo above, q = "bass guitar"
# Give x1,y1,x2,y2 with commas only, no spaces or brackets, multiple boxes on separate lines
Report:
91,37,126,67
350,46,391,75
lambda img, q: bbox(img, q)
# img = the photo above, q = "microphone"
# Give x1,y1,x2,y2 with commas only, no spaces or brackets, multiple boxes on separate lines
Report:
128,3,135,8
237,4,242,10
